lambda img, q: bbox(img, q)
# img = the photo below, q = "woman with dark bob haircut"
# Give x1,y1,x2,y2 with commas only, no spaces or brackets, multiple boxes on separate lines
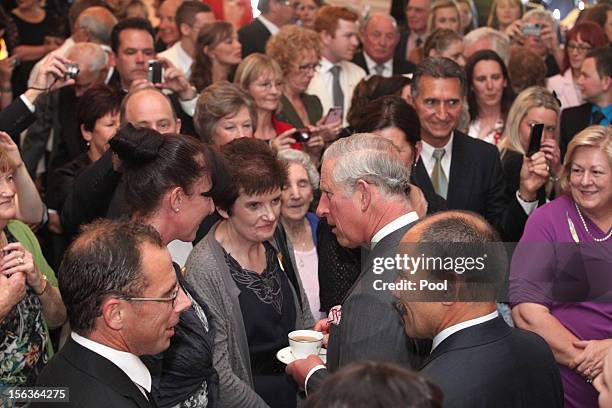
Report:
109,125,222,408
465,49,516,145
185,138,314,408
306,361,443,408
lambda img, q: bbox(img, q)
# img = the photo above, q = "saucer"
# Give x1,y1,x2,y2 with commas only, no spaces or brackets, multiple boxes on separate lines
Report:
276,346,327,365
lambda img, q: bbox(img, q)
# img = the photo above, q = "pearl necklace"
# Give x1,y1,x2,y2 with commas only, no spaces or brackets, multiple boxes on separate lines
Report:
574,202,612,242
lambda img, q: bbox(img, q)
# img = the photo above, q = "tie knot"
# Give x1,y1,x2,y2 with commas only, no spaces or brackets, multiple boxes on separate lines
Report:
374,64,384,75
432,148,445,160
330,65,341,75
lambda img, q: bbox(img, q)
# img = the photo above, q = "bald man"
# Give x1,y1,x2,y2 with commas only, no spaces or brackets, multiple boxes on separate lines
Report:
394,211,563,408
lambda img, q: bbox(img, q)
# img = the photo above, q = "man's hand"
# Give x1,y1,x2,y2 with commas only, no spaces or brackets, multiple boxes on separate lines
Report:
24,55,75,104
157,57,197,100
285,354,325,389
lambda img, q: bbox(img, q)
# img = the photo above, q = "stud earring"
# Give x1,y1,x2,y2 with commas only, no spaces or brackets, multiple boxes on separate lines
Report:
174,208,180,213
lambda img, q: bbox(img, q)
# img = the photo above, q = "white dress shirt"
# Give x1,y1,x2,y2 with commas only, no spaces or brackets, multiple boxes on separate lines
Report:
71,332,152,398
363,52,393,78
371,211,419,248
257,15,280,35
420,133,453,179
158,41,194,78
431,311,499,352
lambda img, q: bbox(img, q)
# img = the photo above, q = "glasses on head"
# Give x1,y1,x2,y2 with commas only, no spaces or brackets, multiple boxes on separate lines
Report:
296,63,320,73
118,284,181,308
567,43,593,53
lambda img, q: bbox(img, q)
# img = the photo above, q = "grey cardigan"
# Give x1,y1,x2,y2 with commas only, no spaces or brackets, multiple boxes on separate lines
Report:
185,222,315,408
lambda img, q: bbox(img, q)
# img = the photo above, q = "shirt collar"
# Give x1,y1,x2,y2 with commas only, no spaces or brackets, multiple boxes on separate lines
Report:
371,211,419,248
592,104,612,124
420,132,454,161
363,52,392,74
320,57,337,73
71,332,152,393
431,310,499,352
257,15,280,35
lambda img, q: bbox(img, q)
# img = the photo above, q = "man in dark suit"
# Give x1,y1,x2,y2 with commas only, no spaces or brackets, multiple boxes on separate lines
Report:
393,211,564,408
560,47,612,158
352,13,415,77
286,133,429,393
393,0,430,65
33,219,191,408
237,0,295,58
0,54,75,143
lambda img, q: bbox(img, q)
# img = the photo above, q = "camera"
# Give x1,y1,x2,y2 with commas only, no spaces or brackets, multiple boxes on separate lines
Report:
294,128,311,143
64,63,79,80
522,23,541,37
147,60,163,84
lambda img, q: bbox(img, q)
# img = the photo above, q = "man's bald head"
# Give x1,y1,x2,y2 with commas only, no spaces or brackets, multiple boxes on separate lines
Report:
120,87,180,134
75,6,118,44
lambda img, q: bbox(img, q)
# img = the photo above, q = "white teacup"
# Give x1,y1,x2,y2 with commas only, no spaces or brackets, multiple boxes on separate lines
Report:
288,330,323,359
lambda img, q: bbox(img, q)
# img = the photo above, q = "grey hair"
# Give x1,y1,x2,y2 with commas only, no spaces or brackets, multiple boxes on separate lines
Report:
361,12,398,33
277,149,320,189
463,27,511,66
322,133,410,197
66,42,109,74
76,7,118,44
522,8,556,29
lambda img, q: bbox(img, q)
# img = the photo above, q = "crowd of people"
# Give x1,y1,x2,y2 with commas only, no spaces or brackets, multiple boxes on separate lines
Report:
0,0,610,407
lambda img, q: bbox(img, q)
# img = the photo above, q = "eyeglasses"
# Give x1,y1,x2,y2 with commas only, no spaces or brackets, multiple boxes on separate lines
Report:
118,284,181,308
567,43,593,53
296,63,320,73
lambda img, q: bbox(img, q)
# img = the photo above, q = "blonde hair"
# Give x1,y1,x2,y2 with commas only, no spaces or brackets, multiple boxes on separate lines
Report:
560,125,612,193
234,53,283,90
487,0,524,29
498,86,560,156
427,0,461,34
0,146,17,174
266,25,321,75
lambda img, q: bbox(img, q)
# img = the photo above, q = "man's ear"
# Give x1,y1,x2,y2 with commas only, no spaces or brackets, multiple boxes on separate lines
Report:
414,140,422,164
355,179,372,212
602,74,612,93
179,22,191,37
101,298,125,331
320,30,332,47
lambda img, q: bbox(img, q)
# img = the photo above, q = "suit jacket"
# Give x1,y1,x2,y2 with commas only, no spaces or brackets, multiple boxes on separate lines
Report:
237,18,271,58
352,51,416,76
305,60,366,126
560,102,592,160
420,316,564,408
0,96,36,144
32,338,155,408
278,93,323,128
412,131,507,234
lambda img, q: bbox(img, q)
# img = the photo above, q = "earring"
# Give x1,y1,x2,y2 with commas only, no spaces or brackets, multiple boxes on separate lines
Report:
174,208,180,213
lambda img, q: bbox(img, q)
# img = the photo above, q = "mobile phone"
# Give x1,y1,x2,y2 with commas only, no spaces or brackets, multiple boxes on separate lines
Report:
147,60,163,84
527,123,544,157
323,106,343,125
294,128,311,142
522,23,541,37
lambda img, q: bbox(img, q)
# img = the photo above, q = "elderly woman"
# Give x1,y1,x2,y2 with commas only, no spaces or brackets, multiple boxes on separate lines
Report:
186,138,313,408
465,49,515,144
110,125,220,408
547,22,608,110
510,125,612,408
191,21,243,93
235,53,324,164
0,145,66,388
277,149,323,320
194,81,256,147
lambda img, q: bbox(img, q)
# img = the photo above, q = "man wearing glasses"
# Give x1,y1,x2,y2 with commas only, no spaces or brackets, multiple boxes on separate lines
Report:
33,219,191,408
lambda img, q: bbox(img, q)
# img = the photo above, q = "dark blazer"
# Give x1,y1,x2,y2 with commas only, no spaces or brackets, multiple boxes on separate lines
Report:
308,221,430,394
420,316,564,408
352,51,416,76
394,30,410,64
412,131,507,234
0,96,36,144
237,18,271,58
33,338,155,408
560,102,592,160
278,93,323,129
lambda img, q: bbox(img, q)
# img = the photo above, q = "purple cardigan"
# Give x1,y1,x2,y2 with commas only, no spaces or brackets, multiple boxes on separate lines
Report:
509,195,612,408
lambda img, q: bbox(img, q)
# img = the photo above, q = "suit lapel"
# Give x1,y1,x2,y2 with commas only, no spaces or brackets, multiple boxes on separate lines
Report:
62,338,152,408
413,159,435,197
447,132,471,206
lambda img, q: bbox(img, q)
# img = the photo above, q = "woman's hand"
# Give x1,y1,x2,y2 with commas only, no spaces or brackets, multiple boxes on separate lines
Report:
0,270,26,316
270,128,297,152
540,138,562,179
1,243,44,294
0,131,24,168
518,151,549,201
505,20,524,44
315,117,342,143
0,57,15,85
571,339,612,380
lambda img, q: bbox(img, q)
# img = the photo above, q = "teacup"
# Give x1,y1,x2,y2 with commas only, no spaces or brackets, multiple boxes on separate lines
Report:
288,329,323,359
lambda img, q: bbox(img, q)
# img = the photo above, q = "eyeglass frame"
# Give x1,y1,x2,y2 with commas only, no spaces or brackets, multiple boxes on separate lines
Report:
566,42,593,53
117,283,181,308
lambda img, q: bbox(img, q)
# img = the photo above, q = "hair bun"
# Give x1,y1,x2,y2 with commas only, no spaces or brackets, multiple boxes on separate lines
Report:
109,124,165,166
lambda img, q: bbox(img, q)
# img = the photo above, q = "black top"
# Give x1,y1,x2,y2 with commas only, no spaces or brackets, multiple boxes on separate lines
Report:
225,242,296,369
